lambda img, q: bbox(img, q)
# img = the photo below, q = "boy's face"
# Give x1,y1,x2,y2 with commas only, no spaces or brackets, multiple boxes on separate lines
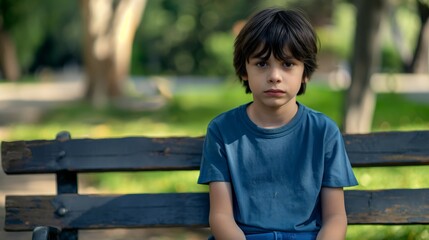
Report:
242,47,306,109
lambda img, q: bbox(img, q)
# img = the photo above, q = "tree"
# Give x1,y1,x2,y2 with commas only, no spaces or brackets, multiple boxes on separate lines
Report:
0,0,28,81
343,0,387,133
0,20,20,81
133,0,259,77
406,0,429,73
389,0,429,73
80,0,147,108
0,0,81,80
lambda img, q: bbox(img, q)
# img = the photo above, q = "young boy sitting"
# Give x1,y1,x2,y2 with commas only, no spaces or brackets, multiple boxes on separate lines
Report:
198,7,358,240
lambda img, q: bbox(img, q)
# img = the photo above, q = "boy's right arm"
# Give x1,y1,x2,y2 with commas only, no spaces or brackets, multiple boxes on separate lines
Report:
209,182,246,240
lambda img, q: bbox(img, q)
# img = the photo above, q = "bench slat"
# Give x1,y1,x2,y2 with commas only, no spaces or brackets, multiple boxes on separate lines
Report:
345,189,429,224
344,131,429,167
5,189,429,231
2,131,429,174
5,193,210,231
2,137,204,174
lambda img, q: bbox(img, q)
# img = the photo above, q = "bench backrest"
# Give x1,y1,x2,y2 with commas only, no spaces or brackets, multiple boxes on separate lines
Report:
2,131,429,232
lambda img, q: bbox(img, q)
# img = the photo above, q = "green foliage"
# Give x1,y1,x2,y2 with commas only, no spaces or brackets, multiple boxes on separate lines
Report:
378,2,421,73
2,0,425,76
1,0,44,69
132,0,258,76
0,0,81,72
381,45,403,72
394,2,421,49
316,3,355,60
204,32,235,75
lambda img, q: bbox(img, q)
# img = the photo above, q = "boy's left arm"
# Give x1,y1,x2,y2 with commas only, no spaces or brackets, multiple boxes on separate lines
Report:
317,187,348,240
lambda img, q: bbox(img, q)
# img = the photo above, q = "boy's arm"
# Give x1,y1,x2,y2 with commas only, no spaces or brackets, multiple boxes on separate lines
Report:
317,187,348,240
209,182,246,240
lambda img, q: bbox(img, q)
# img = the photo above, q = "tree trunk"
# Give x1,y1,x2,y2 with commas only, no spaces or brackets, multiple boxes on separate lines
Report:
0,25,20,81
80,0,146,108
407,0,429,73
343,0,387,133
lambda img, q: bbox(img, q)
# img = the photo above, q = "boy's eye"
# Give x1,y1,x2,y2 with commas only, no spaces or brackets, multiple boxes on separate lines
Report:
256,61,268,68
283,62,294,68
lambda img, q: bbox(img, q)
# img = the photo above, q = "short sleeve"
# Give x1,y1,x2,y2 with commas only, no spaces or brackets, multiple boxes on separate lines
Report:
197,122,231,185
322,128,358,187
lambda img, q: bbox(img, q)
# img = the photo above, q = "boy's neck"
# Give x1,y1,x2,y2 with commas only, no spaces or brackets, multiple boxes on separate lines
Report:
246,100,299,129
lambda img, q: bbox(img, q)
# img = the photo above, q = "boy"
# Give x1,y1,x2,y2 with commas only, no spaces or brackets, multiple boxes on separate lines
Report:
198,7,358,240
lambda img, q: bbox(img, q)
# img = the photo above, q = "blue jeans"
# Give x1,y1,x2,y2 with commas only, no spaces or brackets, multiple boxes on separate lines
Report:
246,231,318,240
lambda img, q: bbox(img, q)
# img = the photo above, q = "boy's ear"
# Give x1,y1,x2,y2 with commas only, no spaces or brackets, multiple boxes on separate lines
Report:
242,75,248,81
302,77,308,83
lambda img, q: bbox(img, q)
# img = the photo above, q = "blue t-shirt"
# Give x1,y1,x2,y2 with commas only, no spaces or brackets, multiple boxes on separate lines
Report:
198,102,358,234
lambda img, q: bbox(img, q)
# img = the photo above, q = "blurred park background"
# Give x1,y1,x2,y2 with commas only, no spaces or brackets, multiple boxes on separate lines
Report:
0,0,429,239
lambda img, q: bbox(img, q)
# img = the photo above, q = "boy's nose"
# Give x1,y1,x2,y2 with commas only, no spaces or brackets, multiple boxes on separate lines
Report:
268,68,282,83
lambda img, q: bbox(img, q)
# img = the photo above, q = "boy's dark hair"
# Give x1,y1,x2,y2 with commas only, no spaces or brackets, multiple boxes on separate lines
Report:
233,8,319,95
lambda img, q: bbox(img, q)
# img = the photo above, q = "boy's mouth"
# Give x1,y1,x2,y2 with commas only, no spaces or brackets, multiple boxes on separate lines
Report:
264,89,285,93
264,89,286,97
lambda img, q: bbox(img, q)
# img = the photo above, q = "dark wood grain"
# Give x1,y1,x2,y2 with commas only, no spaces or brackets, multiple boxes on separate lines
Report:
5,189,429,231
345,189,429,224
5,193,210,231
2,137,205,174
344,131,429,167
2,131,429,174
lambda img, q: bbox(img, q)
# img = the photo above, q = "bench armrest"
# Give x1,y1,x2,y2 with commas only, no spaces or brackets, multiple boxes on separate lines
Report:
32,226,61,240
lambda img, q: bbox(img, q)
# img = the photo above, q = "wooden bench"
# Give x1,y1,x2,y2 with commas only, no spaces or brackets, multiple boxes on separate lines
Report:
2,130,429,240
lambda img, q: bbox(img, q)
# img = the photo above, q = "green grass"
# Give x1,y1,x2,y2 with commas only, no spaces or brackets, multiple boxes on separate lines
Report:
373,93,429,131
2,81,429,239
5,81,428,141
347,225,429,240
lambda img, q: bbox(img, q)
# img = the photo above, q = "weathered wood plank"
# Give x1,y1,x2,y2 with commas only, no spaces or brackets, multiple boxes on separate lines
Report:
2,131,429,174
344,131,429,167
5,189,429,231
345,189,429,224
5,193,210,231
2,137,205,174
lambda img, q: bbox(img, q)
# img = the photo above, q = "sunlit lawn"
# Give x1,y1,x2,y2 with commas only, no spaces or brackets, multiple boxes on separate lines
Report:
3,80,429,239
